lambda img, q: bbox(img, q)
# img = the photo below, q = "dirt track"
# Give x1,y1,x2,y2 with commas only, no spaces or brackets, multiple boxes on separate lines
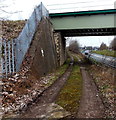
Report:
16,58,106,118
77,67,105,118
18,64,73,118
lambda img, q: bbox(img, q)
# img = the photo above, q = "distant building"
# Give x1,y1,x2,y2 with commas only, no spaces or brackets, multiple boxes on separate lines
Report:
92,47,99,51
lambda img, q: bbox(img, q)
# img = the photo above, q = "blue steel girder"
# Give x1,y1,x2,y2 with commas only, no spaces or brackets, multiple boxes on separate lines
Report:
49,9,116,36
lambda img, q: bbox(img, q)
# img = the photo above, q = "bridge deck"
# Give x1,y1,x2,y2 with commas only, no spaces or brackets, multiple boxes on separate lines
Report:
50,9,116,36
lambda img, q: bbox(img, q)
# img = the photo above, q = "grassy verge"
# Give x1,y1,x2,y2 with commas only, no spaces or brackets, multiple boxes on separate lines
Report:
88,65,115,118
92,50,116,57
56,64,82,115
45,58,70,87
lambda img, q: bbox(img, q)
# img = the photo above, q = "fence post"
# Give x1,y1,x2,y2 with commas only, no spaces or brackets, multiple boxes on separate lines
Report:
12,40,15,73
8,41,11,73
4,42,8,78
41,2,43,17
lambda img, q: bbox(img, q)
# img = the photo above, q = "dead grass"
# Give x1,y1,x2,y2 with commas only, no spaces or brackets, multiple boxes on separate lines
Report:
88,65,115,118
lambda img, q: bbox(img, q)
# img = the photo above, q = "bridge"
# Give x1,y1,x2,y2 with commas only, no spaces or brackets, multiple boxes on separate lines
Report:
1,2,116,119
50,9,116,36
1,3,116,78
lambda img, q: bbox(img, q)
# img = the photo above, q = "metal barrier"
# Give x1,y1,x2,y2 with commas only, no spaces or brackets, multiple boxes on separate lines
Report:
1,39,15,78
0,3,49,77
15,3,49,72
89,53,116,68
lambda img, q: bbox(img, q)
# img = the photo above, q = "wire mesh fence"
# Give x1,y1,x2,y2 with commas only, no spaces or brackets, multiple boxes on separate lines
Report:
15,3,49,72
0,3,49,78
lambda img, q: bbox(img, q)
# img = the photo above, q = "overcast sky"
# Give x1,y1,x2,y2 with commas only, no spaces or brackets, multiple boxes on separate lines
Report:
0,0,115,47
66,36,114,47
0,0,115,20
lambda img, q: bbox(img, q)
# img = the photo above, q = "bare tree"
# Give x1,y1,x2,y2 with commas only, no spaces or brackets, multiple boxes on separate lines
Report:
109,37,116,50
99,42,108,50
68,40,80,53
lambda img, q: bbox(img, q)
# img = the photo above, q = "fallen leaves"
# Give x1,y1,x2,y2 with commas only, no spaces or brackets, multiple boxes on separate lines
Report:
1,63,68,118
2,20,26,41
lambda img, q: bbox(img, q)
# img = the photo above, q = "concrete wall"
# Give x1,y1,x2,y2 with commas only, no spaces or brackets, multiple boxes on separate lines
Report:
21,18,66,79
21,18,57,79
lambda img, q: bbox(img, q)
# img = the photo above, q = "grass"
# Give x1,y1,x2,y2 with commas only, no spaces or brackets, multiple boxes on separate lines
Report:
88,65,115,118
56,63,82,115
92,50,116,57
45,58,70,87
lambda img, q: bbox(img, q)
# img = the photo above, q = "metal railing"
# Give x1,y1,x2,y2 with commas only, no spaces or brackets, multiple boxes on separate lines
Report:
89,53,116,68
0,39,15,78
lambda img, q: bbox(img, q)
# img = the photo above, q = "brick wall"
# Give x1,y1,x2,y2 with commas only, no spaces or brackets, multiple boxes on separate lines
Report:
54,32,66,66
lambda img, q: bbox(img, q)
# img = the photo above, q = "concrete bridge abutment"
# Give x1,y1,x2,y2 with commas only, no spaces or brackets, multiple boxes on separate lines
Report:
21,18,67,79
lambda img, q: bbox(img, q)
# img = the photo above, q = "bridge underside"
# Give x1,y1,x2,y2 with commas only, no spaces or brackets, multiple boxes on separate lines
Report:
56,28,116,37
50,9,116,37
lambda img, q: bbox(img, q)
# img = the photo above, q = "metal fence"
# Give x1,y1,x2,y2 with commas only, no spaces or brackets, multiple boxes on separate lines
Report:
15,3,49,72
0,3,49,77
1,39,15,78
89,53,116,68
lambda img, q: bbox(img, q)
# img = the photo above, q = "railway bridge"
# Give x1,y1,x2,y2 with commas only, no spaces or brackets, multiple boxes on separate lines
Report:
1,3,116,78
50,9,116,36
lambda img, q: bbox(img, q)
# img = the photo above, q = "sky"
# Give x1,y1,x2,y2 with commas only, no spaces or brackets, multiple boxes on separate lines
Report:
66,36,114,47
0,0,115,20
0,0,115,47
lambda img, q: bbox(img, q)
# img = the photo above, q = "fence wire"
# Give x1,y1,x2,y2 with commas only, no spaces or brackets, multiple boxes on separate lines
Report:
15,3,49,72
1,39,15,78
0,3,49,77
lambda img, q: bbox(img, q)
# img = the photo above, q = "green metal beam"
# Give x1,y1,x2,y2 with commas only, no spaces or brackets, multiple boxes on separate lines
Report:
50,14,115,30
50,9,116,36
50,9,116,17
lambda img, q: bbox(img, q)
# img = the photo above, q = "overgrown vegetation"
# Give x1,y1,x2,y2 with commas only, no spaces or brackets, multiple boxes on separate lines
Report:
99,42,108,50
56,55,82,116
68,40,80,53
92,50,115,57
88,65,115,118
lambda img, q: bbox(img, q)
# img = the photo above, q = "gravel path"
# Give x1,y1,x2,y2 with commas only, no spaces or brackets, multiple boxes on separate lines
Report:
77,67,105,118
